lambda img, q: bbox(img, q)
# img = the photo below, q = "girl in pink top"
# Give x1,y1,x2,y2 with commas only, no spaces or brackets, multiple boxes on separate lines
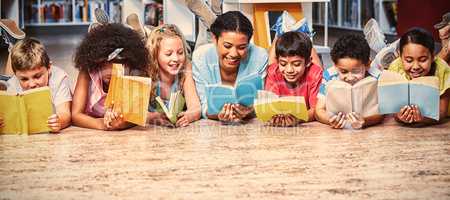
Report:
72,23,150,130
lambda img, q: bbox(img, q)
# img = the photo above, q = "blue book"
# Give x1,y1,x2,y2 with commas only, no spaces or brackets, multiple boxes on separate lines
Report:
206,73,263,115
378,71,440,120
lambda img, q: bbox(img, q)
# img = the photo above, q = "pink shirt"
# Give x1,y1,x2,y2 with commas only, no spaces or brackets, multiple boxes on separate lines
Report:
85,70,107,118
264,62,323,109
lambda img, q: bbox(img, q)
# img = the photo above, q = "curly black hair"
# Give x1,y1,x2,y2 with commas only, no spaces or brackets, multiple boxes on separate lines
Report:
74,23,149,74
331,34,370,65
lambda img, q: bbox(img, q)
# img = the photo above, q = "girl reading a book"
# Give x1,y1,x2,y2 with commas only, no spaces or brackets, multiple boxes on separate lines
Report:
192,11,268,123
72,23,150,130
264,31,323,127
145,24,201,127
388,28,450,125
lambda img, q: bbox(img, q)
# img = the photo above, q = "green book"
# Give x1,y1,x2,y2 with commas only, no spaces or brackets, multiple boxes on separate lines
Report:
155,91,186,124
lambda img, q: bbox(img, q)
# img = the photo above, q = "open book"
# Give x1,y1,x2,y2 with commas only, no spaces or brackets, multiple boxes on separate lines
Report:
155,91,186,124
0,87,53,134
378,70,439,120
206,73,263,115
325,76,379,117
254,90,308,122
105,64,152,126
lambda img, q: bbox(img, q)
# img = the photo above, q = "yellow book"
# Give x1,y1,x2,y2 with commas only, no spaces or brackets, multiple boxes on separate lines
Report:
105,64,152,126
254,90,308,122
155,91,186,124
0,87,53,134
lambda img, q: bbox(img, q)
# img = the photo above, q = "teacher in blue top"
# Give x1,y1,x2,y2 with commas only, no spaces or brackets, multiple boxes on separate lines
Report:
192,11,269,122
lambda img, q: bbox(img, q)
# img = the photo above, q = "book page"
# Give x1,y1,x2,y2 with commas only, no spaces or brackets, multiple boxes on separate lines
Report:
22,87,53,134
410,78,440,120
352,77,379,117
325,80,353,114
120,76,152,126
236,73,263,106
378,70,408,86
167,91,185,124
0,91,22,134
206,85,237,115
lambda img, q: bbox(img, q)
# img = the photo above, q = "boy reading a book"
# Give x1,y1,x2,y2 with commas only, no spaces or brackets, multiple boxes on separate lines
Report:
0,38,72,132
388,28,450,126
315,34,383,129
264,31,323,126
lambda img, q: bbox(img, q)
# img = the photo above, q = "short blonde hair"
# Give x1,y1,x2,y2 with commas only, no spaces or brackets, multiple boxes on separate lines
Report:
10,38,50,72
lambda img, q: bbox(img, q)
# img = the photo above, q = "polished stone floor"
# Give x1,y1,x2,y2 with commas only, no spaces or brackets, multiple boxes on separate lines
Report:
1,118,449,199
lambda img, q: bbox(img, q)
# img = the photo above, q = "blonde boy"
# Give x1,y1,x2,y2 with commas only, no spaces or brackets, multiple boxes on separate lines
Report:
0,38,72,132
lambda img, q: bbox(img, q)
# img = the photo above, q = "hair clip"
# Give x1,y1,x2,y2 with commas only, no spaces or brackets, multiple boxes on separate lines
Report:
107,48,124,61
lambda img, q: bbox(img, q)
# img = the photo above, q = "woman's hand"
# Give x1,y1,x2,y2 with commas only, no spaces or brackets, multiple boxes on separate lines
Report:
329,112,347,129
218,103,240,123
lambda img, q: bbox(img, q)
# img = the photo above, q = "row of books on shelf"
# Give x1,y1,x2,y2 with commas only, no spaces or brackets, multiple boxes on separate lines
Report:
312,0,397,33
24,0,122,24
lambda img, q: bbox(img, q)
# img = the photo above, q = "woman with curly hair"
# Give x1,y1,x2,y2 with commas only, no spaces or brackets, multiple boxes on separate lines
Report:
72,23,150,130
145,24,201,127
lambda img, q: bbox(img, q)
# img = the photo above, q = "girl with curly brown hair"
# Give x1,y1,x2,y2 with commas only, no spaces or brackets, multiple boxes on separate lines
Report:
72,23,150,130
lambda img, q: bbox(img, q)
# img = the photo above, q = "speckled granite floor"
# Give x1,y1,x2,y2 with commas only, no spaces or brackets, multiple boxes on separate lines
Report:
1,119,449,199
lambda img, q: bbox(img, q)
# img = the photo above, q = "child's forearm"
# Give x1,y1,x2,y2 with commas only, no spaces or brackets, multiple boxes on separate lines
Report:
363,114,384,128
72,112,106,130
307,108,315,122
59,112,72,130
314,108,330,125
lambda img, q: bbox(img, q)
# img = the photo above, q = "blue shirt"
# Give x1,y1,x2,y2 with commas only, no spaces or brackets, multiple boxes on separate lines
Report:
318,65,382,98
192,43,269,118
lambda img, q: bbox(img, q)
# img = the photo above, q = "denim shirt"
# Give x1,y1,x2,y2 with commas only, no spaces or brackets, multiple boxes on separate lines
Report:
192,43,269,118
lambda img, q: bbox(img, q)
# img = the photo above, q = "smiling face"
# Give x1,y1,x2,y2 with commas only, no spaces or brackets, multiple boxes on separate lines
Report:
335,58,367,85
278,55,308,87
158,37,186,76
15,65,50,91
215,31,249,73
400,43,433,78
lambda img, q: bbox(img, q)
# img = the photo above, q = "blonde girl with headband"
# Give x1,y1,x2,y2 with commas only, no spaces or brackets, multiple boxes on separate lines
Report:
145,24,201,127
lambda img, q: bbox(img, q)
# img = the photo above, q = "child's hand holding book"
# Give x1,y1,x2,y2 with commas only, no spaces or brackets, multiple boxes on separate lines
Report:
47,114,63,133
267,114,299,127
329,112,366,130
395,105,424,124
